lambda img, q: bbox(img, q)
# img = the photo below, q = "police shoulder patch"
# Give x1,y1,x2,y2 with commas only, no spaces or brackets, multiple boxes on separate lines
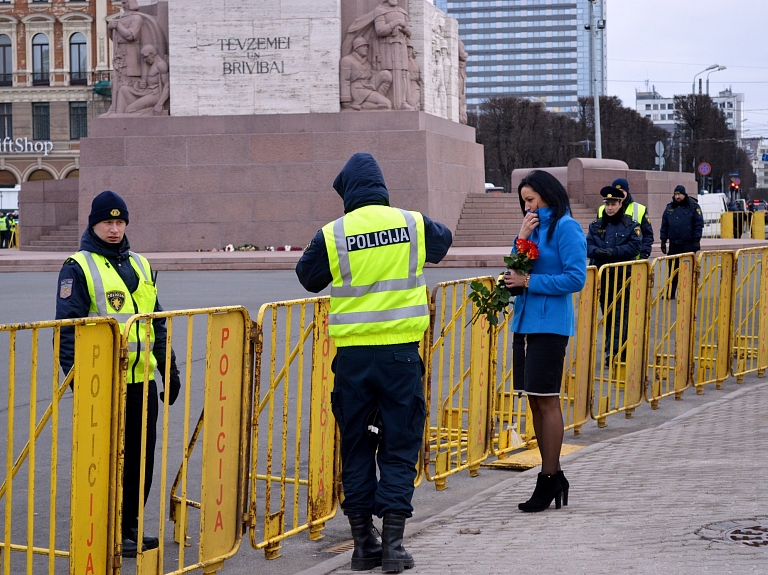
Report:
696,208,702,215
59,278,73,299
634,228,641,237
107,290,126,312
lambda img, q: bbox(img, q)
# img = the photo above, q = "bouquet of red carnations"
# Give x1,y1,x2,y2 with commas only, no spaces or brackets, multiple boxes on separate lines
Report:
468,238,539,328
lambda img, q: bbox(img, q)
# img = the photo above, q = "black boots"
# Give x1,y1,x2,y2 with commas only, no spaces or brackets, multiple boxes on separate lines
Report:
557,470,569,506
121,528,159,557
381,514,414,573
348,515,382,571
518,472,563,512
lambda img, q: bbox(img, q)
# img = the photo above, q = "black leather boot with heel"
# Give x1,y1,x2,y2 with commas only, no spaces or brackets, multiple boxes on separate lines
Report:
348,515,382,571
557,470,569,506
518,472,563,512
381,514,415,573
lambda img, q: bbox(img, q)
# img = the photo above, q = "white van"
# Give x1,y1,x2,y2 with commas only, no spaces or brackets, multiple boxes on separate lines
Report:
696,192,728,237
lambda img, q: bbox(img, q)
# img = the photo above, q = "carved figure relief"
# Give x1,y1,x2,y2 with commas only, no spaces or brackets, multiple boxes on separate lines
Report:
406,42,422,111
458,39,468,124
341,0,415,112
430,13,448,117
340,37,393,110
103,0,169,117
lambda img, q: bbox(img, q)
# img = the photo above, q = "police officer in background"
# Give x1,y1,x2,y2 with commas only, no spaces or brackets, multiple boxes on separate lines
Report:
597,178,653,259
0,210,9,248
660,185,704,298
296,153,452,573
587,186,643,366
55,191,181,557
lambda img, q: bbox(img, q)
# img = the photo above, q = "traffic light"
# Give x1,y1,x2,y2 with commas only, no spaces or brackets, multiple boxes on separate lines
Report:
730,181,736,193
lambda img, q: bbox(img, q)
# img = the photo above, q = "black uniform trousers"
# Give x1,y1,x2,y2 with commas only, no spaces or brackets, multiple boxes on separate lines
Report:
599,265,632,362
667,241,697,299
330,342,426,518
0,229,9,248
122,379,158,533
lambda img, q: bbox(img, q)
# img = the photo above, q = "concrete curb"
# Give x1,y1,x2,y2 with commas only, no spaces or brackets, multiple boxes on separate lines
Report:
293,379,768,575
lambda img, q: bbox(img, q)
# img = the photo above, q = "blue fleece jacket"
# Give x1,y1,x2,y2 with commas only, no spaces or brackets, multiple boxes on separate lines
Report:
510,207,587,337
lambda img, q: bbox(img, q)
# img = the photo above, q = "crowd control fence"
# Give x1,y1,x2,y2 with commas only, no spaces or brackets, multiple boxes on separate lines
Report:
2,247,768,573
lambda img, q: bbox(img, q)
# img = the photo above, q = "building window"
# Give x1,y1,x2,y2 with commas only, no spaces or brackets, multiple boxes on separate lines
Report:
32,34,49,86
652,104,658,110
645,104,651,110
667,103,674,109
69,32,87,85
32,102,50,140
69,101,87,140
0,35,11,87
0,103,11,139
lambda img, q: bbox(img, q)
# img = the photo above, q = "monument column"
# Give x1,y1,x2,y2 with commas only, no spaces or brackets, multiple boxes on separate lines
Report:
95,0,109,71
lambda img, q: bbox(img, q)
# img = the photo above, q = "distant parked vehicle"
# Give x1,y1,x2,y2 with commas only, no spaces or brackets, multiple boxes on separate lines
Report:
697,192,728,237
484,182,505,193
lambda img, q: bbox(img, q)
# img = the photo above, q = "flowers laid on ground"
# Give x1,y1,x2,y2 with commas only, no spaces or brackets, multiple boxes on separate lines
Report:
468,238,539,328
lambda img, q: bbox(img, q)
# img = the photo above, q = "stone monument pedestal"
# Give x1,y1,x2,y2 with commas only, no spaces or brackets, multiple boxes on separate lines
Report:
80,111,484,252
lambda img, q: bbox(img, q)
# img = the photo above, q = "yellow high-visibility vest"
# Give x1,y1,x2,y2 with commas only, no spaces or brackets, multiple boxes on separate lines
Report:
0,218,6,232
70,250,158,383
598,201,647,259
322,205,429,347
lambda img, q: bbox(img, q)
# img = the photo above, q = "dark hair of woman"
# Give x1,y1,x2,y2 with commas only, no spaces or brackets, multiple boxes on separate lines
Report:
517,170,571,241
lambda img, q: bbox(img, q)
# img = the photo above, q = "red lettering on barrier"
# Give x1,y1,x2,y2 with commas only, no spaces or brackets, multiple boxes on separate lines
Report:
86,523,94,547
90,492,93,516
220,405,225,426
221,327,230,348
219,459,223,480
216,484,224,505
320,406,327,427
322,338,330,358
318,476,325,498
219,354,229,376
85,554,94,575
219,381,227,401
217,432,226,453
214,511,224,532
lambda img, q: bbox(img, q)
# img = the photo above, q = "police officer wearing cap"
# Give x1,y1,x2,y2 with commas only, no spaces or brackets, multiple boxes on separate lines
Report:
55,190,181,557
597,178,653,259
587,186,642,365
296,153,452,573
660,184,703,298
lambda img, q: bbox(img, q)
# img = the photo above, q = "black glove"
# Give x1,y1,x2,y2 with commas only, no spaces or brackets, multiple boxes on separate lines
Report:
660,240,667,254
160,359,181,406
594,247,613,258
692,240,700,252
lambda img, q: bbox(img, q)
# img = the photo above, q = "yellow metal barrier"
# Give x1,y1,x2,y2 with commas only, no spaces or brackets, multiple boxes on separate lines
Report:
124,307,252,575
717,212,750,239
249,298,338,560
591,261,650,427
0,318,121,575
646,254,696,407
693,251,735,393
732,248,768,382
425,278,493,490
751,211,765,240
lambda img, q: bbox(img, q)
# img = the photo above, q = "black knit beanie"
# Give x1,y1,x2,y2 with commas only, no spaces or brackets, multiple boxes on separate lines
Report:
89,191,129,227
673,185,687,196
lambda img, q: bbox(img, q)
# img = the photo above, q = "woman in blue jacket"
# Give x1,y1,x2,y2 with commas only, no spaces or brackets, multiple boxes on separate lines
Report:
504,170,587,512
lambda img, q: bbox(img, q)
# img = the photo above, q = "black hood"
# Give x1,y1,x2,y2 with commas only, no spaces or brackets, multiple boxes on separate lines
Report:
79,227,131,261
333,153,390,214
623,191,635,207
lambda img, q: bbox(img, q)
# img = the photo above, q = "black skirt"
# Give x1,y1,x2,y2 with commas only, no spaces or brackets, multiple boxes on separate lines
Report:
512,333,569,396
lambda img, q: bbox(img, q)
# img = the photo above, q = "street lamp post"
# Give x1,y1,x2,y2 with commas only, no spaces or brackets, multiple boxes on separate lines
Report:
692,64,719,94
706,65,727,95
587,0,604,159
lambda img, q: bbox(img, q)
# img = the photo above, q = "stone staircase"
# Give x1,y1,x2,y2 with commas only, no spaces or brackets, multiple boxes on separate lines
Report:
23,220,80,252
452,193,596,248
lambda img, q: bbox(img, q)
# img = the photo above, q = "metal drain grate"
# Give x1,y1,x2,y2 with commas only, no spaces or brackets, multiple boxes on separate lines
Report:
723,525,768,547
698,518,768,548
322,540,355,554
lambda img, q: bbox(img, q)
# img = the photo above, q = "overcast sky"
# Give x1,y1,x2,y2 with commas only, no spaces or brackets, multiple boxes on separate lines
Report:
606,0,768,139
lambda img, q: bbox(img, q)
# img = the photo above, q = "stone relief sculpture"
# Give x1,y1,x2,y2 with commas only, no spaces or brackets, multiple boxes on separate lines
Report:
341,0,415,112
430,13,448,117
340,38,393,110
406,42,422,111
458,39,468,124
103,0,169,117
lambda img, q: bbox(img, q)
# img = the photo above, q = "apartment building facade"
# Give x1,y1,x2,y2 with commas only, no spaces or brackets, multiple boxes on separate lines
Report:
435,0,607,115
0,0,118,188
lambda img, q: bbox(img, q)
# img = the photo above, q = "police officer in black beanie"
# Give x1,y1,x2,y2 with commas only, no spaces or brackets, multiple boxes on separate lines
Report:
660,185,704,298
55,190,181,557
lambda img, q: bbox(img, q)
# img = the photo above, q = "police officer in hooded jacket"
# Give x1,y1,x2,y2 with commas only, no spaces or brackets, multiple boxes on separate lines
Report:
587,186,642,365
660,184,704,297
55,191,181,557
296,153,452,573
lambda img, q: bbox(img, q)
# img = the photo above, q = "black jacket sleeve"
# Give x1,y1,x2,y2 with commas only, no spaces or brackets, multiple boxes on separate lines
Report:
423,215,453,264
692,206,704,241
659,209,669,241
295,230,333,293
55,260,91,374
585,222,600,260
640,213,654,258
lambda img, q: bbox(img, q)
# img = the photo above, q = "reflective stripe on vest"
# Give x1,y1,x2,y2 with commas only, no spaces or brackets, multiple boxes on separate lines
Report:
70,250,158,383
323,205,429,346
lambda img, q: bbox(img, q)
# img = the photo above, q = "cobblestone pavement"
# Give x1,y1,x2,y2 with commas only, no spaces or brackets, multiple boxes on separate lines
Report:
307,381,768,575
